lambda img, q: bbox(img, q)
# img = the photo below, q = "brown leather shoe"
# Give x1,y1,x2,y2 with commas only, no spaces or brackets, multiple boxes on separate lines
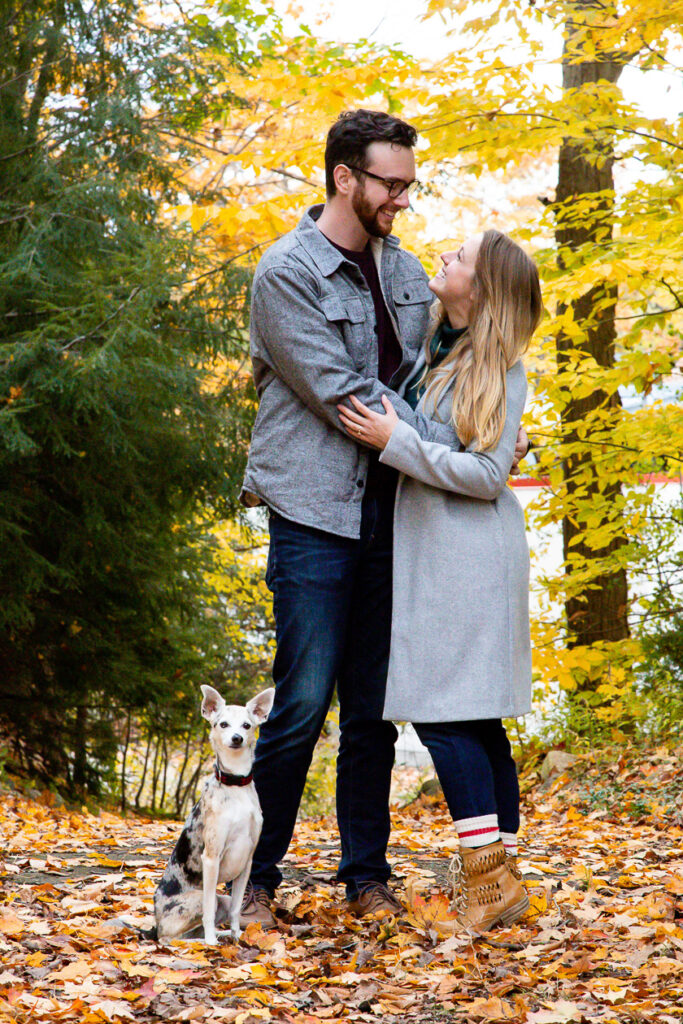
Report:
239,882,276,929
347,881,404,918
449,840,529,933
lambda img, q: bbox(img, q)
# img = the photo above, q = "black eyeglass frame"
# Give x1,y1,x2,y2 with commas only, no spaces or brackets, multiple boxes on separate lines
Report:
343,164,420,199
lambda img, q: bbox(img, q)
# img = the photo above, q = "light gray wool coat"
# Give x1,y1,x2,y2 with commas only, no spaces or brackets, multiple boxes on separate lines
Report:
380,358,532,723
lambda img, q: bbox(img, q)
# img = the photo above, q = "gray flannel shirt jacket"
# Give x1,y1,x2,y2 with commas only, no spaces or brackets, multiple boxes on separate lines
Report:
241,205,460,539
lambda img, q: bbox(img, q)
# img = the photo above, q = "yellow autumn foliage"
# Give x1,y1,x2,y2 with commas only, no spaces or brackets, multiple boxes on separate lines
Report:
173,0,683,735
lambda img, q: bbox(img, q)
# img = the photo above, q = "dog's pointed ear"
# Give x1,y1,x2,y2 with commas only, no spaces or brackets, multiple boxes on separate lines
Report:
246,687,275,725
200,685,225,722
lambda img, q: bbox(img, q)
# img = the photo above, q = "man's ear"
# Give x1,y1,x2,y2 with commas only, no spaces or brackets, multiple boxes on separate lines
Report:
200,685,225,722
333,163,355,196
246,687,275,725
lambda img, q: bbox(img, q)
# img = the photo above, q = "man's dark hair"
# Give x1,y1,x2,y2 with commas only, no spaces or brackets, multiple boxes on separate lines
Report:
324,109,418,197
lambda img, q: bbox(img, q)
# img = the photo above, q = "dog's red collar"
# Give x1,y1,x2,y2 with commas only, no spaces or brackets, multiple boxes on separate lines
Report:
214,763,253,787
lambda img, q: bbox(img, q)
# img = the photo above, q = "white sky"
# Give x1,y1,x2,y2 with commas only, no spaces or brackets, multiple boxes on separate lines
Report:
269,0,682,248
277,0,683,119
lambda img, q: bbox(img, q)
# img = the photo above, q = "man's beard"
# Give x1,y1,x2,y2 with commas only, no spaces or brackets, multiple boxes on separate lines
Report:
351,187,394,238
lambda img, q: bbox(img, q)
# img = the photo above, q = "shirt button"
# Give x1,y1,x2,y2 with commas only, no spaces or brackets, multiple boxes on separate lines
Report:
403,291,410,299
356,480,364,488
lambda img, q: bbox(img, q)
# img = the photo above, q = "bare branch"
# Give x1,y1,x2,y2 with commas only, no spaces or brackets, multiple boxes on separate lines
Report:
530,432,683,465
60,287,141,352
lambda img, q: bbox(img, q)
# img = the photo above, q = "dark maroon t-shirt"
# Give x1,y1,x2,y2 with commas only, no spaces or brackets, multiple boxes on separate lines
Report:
328,239,402,499
331,241,402,384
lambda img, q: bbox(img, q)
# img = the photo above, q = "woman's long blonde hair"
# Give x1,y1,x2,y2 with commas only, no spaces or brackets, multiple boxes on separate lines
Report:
422,230,543,451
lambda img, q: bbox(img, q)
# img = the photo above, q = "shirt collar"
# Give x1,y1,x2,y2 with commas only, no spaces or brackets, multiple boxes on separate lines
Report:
296,204,399,278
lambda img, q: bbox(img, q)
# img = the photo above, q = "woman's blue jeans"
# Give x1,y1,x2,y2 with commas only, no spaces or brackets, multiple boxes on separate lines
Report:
413,719,520,835
250,496,398,899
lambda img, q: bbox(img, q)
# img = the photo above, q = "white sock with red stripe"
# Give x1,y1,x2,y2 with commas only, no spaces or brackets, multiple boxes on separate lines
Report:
455,814,500,849
500,832,518,857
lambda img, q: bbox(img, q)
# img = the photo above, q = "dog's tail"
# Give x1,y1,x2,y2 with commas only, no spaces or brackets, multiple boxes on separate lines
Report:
137,924,158,941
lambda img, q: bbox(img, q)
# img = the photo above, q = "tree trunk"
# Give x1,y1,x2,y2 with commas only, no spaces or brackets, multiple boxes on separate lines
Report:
179,761,204,818
555,1,629,648
120,711,131,814
135,729,152,811
72,703,87,793
159,734,169,812
174,728,192,816
150,734,161,813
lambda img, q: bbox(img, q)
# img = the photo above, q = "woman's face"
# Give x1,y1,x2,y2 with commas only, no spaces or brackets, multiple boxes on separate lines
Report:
429,235,482,317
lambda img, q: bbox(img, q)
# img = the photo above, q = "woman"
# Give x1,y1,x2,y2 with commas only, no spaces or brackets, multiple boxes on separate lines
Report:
338,229,542,933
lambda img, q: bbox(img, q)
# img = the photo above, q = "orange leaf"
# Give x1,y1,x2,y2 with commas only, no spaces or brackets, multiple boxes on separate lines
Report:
49,960,92,981
0,909,24,935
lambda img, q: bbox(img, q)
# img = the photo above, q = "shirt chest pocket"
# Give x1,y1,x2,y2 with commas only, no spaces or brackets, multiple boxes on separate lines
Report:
392,277,432,353
320,294,369,370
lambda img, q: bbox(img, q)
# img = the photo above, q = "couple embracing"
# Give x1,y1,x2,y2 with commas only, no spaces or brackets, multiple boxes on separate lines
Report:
239,109,542,934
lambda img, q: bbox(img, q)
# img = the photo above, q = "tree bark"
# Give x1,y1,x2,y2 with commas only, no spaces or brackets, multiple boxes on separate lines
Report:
174,728,192,816
159,734,169,812
150,734,161,814
555,1,630,647
120,710,131,814
72,703,87,792
178,761,204,818
134,729,152,811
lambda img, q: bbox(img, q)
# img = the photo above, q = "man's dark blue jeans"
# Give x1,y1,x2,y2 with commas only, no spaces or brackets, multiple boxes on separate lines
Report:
250,495,398,900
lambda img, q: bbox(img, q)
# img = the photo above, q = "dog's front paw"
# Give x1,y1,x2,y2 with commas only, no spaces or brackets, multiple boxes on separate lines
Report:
204,932,218,946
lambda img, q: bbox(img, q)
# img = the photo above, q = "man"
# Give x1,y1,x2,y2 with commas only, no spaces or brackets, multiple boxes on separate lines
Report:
240,109,525,922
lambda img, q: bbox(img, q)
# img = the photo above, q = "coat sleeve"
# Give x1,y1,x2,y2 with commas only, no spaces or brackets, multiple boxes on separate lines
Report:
252,264,461,449
378,362,527,499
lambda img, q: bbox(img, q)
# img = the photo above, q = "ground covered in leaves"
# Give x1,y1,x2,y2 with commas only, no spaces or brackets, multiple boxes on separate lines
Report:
1,745,682,1024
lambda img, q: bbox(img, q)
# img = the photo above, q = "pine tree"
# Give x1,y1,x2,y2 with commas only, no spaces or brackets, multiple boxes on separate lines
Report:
0,0,268,794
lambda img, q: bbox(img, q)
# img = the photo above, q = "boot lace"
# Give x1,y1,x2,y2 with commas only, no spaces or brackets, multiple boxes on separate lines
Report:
473,847,505,873
507,856,522,881
447,852,467,914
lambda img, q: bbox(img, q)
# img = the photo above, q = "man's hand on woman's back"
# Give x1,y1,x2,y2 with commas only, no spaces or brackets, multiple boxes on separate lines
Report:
510,427,529,476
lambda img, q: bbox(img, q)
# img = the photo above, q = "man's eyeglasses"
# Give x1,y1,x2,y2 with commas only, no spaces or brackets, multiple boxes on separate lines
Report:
344,164,420,200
